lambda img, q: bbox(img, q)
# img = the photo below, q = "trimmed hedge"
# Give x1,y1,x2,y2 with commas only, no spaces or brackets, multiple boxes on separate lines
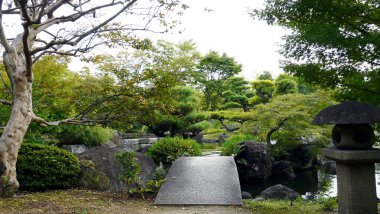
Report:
17,143,80,191
146,137,201,163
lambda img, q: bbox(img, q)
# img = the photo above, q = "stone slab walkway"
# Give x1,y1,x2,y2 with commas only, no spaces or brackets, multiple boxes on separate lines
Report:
154,156,242,205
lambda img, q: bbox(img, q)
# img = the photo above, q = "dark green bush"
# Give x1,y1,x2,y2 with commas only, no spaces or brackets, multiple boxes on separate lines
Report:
58,125,113,147
17,143,80,191
146,137,202,163
221,134,260,156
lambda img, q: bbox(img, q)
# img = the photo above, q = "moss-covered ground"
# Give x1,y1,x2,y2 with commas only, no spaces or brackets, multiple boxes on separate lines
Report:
0,189,360,214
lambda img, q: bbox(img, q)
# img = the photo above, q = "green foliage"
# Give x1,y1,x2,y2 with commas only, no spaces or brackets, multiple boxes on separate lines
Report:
221,134,259,156
274,74,298,95
141,179,166,195
222,77,254,112
250,79,275,104
243,197,337,213
79,159,109,191
146,137,202,163
196,51,242,110
258,71,273,80
203,128,225,135
116,152,166,196
152,162,167,181
16,143,80,191
316,196,338,211
115,151,140,185
252,0,380,105
58,126,113,147
201,143,221,152
0,176,16,197
240,91,334,155
146,86,208,137
209,111,253,123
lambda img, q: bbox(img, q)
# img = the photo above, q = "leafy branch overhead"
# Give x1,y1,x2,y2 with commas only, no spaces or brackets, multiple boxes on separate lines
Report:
0,0,184,190
252,0,380,104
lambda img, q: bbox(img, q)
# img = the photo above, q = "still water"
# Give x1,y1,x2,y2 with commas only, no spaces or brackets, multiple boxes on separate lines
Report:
241,163,380,199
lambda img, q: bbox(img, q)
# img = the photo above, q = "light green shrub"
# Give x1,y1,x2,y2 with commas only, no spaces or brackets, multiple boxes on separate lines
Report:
146,137,202,163
221,134,260,156
58,125,113,147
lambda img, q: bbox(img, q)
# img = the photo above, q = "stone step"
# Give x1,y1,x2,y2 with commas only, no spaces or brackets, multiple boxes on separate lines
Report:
155,156,242,205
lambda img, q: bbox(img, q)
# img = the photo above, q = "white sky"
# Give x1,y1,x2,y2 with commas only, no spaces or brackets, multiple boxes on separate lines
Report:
146,0,289,80
68,0,289,80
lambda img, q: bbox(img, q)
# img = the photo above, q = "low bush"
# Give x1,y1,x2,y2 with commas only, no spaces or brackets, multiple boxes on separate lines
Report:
146,137,202,163
58,125,113,147
17,143,80,191
221,134,259,156
116,151,167,196
115,151,140,185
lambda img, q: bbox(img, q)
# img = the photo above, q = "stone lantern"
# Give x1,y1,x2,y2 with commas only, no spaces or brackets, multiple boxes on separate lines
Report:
313,101,380,214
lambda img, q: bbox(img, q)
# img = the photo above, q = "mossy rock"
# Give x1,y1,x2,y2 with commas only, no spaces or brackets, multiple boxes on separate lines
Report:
79,159,109,191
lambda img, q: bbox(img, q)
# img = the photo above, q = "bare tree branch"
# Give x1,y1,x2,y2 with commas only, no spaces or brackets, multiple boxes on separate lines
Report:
0,0,11,52
0,99,12,105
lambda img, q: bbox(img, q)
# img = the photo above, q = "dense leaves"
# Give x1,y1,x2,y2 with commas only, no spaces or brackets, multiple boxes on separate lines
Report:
222,77,254,112
240,91,334,151
16,144,80,191
146,137,202,163
252,0,380,104
221,134,260,156
196,51,242,110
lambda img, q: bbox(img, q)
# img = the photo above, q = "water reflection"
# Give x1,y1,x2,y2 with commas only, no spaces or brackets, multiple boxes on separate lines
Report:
241,163,379,199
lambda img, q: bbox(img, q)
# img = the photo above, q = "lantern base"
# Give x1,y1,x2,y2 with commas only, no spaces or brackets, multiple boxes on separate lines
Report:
322,148,380,214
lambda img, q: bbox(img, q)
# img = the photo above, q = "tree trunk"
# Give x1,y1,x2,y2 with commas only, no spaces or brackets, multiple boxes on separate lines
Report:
0,49,33,189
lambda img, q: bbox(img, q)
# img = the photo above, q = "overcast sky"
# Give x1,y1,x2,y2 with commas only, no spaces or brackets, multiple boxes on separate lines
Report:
146,0,289,80
68,0,289,80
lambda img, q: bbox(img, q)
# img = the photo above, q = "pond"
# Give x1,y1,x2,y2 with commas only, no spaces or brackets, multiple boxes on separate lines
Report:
241,163,380,199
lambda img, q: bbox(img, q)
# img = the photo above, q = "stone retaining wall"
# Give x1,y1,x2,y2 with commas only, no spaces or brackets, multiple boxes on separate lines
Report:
62,133,160,154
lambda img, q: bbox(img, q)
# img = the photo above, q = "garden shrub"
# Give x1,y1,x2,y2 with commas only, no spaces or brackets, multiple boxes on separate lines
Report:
58,125,113,147
0,176,16,197
221,134,260,156
79,159,109,191
17,143,80,191
146,137,202,163
115,151,140,185
115,151,167,196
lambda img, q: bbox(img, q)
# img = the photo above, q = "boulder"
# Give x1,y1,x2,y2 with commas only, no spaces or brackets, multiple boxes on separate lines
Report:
193,132,204,143
320,157,336,175
272,161,296,180
257,184,299,200
79,146,157,193
286,144,318,170
242,191,253,199
79,159,109,191
217,133,227,143
61,144,88,154
234,141,272,181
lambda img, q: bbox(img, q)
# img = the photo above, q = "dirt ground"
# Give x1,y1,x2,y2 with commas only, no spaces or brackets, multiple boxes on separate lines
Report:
0,190,252,214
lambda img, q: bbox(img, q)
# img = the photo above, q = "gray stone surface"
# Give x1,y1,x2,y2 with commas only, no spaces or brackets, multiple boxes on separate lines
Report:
155,156,242,205
323,148,380,164
323,148,380,214
234,141,272,181
61,144,88,154
258,184,299,200
313,101,380,125
79,146,156,193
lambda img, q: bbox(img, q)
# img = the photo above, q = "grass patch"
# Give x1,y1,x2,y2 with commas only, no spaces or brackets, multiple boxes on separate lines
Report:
201,143,221,152
243,198,339,214
0,190,149,214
